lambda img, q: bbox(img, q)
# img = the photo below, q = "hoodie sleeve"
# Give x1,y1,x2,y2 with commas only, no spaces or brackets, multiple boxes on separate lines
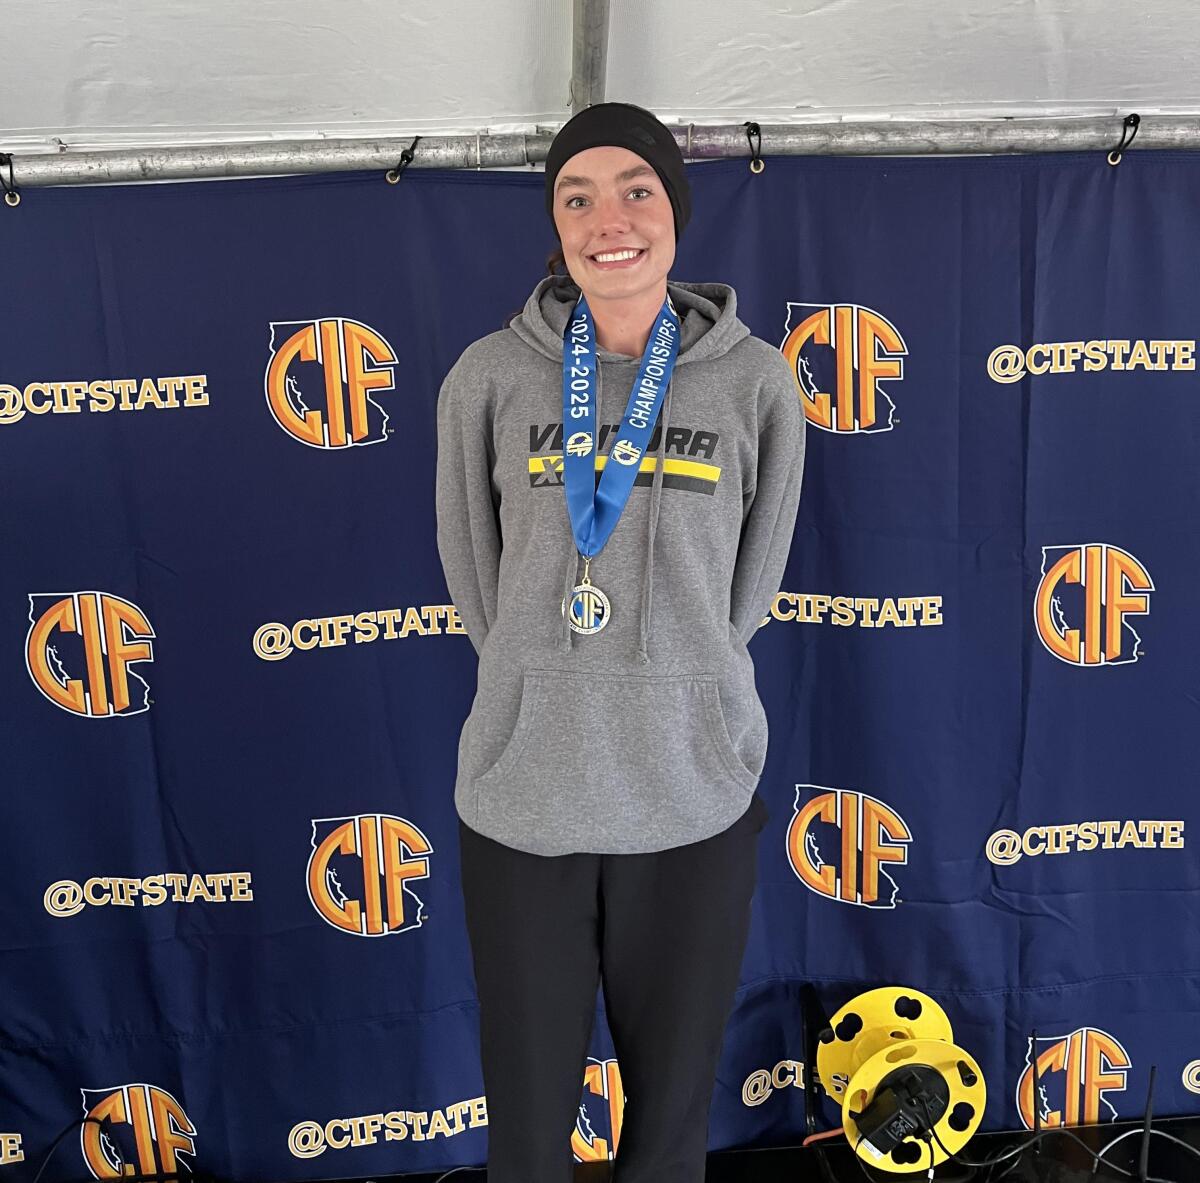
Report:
729,361,806,645
435,350,501,657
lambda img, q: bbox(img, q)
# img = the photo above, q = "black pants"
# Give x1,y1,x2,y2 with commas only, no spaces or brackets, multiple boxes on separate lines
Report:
458,791,768,1183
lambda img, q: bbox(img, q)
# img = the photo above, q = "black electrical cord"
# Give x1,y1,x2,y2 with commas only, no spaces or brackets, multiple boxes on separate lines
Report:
922,1131,990,1181
31,1118,101,1183
980,1144,1023,1183
941,1122,1176,1179
851,1129,956,1182
851,1132,891,1182
1091,1127,1200,1175
917,1093,1184,1183
28,1115,207,1183
710,1088,1198,1183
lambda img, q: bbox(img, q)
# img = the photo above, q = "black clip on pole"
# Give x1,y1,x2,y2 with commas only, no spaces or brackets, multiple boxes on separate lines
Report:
743,121,764,175
0,152,20,207
385,135,422,184
1108,113,1141,166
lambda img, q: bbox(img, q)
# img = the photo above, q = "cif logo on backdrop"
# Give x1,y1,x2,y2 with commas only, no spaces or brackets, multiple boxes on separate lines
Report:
80,1084,196,1178
265,318,398,448
781,303,907,433
573,1058,625,1163
1035,544,1153,666
789,785,913,907
26,592,155,717
307,814,431,937
1016,1028,1132,1129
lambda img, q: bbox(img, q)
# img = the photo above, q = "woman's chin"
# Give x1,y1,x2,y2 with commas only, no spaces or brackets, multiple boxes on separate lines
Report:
581,269,668,302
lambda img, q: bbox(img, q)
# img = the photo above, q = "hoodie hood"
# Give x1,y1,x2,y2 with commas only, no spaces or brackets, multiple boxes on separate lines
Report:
509,273,751,365
508,274,751,665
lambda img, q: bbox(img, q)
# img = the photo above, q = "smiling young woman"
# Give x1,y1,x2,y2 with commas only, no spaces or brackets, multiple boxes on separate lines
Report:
435,101,806,1182
550,144,676,358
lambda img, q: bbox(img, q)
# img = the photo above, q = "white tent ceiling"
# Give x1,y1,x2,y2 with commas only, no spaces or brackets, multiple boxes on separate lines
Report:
3,0,1199,154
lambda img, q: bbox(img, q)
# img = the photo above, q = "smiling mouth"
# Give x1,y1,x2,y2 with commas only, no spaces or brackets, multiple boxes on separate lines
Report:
588,247,646,265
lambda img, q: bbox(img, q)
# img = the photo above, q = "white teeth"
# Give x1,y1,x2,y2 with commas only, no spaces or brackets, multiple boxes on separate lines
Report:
592,249,643,262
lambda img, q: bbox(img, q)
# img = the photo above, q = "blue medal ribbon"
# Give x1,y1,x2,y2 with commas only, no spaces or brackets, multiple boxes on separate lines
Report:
561,291,681,565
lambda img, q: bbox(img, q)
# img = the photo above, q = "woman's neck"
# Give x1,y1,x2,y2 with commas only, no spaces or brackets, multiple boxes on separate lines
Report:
586,281,669,358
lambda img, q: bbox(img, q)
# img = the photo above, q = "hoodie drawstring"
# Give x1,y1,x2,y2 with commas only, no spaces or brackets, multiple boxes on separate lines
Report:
636,376,671,665
559,545,577,653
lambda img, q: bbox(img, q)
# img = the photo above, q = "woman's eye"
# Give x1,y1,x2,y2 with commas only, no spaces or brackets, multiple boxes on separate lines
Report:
628,187,651,199
566,195,588,209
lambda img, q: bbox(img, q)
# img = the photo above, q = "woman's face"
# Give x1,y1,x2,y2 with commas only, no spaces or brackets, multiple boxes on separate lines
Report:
551,144,676,303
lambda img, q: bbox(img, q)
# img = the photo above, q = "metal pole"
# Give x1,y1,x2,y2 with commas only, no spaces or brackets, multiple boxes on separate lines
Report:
570,0,610,116
1,134,551,188
2,117,1196,189
684,116,1174,157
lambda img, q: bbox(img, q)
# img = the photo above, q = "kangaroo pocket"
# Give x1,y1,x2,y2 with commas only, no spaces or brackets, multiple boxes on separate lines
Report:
473,668,761,846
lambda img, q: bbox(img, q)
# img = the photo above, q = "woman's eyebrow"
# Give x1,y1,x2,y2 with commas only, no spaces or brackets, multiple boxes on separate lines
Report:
555,164,656,193
555,173,593,191
615,164,656,182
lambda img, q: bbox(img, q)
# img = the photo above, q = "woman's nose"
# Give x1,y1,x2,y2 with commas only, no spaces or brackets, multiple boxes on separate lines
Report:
592,194,632,232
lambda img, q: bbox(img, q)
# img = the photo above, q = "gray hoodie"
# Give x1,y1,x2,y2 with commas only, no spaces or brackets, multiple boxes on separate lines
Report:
435,274,805,856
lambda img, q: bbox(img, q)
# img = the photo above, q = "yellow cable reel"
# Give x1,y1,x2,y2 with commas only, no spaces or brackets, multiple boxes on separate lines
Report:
815,986,986,1174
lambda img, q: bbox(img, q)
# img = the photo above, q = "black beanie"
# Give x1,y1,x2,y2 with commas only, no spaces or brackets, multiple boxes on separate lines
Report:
544,101,691,242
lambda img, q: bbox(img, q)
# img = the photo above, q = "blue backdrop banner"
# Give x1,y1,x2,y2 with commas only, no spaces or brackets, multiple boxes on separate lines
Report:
1,151,1198,1180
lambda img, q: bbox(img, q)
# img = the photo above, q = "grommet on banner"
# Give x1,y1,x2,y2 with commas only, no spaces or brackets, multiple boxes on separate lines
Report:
385,136,422,184
743,121,764,174
1107,113,1140,166
0,152,20,207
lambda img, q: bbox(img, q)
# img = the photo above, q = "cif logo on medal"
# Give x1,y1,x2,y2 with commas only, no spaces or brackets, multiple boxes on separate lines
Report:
610,438,642,466
564,584,610,634
80,1084,196,1179
1016,1028,1131,1128
566,431,594,457
563,554,611,635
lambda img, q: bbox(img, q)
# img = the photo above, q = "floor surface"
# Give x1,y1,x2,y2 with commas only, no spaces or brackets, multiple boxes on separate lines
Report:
378,1113,1200,1182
